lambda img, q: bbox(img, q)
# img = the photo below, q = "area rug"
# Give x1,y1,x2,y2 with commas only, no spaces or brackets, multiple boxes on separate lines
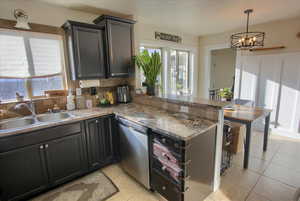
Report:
31,171,119,201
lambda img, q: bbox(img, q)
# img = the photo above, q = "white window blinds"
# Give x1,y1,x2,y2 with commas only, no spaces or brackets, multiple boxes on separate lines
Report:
0,29,63,78
30,38,62,76
0,34,29,77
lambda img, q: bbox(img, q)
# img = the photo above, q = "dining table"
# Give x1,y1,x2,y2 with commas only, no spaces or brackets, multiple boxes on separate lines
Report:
224,104,272,169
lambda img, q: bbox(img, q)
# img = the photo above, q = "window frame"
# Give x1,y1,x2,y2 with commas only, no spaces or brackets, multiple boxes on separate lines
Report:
0,29,67,100
139,45,194,96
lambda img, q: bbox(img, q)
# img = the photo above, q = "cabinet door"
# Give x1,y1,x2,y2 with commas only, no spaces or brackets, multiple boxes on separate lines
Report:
100,116,115,163
86,116,115,170
86,118,102,169
0,144,48,201
45,134,86,186
107,20,133,77
73,26,106,79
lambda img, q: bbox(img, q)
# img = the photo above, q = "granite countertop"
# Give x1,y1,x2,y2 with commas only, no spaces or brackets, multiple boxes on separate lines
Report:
224,105,272,122
113,104,217,140
0,103,217,141
155,93,230,109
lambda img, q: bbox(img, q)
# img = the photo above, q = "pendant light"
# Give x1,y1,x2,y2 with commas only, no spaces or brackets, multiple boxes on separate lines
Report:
231,9,265,49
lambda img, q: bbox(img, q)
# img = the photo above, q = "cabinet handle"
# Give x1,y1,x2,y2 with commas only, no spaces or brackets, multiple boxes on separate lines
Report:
95,120,99,123
162,186,166,191
45,144,49,149
39,145,44,150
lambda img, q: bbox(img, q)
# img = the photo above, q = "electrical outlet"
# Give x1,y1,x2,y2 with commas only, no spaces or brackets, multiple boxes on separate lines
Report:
180,106,189,113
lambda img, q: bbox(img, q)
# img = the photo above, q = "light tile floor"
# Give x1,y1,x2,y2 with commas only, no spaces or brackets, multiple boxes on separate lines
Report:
103,132,300,201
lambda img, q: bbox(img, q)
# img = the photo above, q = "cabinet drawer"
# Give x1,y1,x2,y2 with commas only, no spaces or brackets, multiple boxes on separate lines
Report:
151,170,183,201
0,122,82,153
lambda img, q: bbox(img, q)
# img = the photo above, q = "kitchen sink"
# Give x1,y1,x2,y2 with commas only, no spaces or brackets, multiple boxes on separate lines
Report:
36,112,73,122
0,117,36,130
0,112,75,131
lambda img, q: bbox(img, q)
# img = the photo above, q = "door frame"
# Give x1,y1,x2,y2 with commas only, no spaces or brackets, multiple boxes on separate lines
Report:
203,43,239,98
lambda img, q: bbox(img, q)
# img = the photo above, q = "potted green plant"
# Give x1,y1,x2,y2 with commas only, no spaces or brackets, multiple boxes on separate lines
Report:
134,50,162,96
219,88,233,101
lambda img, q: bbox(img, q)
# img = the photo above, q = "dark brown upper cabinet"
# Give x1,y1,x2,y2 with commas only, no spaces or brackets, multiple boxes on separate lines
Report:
62,21,106,80
93,15,136,78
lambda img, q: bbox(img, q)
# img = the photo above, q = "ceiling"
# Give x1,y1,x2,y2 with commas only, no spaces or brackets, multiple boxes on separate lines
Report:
38,0,300,36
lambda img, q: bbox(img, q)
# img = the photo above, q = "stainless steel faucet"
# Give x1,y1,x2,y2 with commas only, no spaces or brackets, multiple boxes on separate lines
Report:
14,100,36,118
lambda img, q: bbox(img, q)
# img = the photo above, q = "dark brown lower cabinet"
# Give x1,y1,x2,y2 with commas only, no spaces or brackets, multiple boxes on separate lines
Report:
0,126,86,201
0,122,87,201
85,115,117,171
45,134,86,186
0,116,118,201
0,143,48,201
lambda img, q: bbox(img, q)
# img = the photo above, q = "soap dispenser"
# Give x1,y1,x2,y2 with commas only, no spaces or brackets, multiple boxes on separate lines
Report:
66,89,75,111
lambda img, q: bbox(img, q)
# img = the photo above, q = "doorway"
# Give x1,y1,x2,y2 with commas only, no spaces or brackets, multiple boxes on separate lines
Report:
210,48,236,90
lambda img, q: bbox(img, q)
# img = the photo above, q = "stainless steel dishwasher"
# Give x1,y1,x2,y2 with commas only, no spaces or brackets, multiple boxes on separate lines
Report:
117,117,150,189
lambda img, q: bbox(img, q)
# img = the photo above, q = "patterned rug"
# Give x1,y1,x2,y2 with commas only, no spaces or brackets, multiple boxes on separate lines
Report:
31,171,119,201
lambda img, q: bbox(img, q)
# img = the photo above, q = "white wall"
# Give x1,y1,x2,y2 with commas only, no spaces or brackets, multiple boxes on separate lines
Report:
210,48,236,89
0,0,98,26
198,16,300,98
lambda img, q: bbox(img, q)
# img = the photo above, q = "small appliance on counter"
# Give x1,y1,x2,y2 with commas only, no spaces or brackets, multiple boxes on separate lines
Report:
117,85,131,103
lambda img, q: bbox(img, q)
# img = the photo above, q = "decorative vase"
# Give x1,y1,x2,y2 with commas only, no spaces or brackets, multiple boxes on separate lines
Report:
147,85,155,96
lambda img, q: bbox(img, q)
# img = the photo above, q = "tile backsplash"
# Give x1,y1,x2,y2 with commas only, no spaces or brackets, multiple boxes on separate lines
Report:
0,77,134,120
0,97,67,120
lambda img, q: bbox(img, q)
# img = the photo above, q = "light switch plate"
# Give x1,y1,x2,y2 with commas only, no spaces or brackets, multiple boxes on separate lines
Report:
180,106,189,113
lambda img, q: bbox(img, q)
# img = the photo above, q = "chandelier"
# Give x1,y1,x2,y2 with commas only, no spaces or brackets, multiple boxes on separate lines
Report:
231,9,265,49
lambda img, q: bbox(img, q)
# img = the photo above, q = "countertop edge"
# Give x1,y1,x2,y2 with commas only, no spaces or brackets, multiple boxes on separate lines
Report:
0,109,218,141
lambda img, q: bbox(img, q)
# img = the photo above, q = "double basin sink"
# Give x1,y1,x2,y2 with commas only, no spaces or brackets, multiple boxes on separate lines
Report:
0,112,74,131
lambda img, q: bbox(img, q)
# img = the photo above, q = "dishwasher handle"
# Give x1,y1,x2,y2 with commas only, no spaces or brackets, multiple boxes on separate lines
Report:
117,117,148,134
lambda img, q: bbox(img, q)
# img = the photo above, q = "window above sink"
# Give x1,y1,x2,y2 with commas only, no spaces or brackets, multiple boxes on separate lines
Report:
0,28,67,101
